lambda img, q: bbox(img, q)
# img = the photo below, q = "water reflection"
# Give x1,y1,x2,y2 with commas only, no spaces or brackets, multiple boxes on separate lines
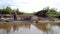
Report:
34,23,48,32
0,22,31,34
34,23,60,34
0,22,60,34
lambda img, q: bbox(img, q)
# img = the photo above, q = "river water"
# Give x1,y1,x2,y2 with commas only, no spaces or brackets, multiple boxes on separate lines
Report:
0,22,60,34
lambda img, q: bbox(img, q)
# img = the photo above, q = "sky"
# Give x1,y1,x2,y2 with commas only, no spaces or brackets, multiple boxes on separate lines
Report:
0,0,60,13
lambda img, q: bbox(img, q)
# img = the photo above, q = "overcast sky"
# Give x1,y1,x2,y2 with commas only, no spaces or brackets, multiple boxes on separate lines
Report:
0,0,60,13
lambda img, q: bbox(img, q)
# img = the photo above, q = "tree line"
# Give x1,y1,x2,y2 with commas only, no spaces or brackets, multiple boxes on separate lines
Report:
0,6,60,18
34,7,60,18
0,6,23,15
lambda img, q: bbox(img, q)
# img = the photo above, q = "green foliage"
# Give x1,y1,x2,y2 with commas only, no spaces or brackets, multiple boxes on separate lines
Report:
34,7,60,18
0,6,60,18
5,6,12,14
15,8,23,15
35,8,48,17
0,6,23,15
33,12,37,15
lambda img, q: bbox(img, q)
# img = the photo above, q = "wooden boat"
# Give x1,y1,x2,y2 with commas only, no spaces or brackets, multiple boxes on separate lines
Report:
0,18,31,22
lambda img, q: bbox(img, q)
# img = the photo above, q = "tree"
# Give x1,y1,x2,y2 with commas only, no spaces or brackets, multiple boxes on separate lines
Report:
35,7,49,17
33,12,37,15
16,8,23,15
0,8,8,14
5,6,12,14
47,8,57,17
35,7,58,17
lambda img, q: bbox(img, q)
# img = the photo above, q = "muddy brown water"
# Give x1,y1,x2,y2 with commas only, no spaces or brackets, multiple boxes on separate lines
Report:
0,22,60,34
